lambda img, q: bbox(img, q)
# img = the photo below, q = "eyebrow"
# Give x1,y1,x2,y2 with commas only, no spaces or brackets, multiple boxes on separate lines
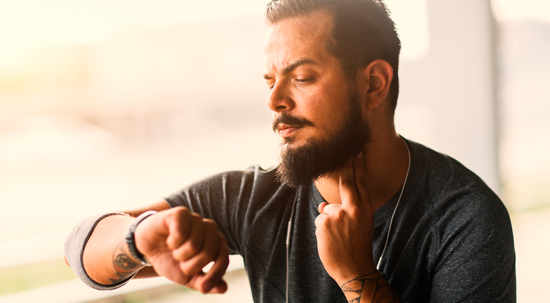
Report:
263,59,316,80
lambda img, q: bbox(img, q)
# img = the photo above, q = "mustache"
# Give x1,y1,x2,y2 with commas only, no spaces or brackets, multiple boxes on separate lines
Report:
272,113,315,133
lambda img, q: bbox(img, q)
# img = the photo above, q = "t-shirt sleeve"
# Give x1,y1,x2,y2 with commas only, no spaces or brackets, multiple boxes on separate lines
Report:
64,212,136,290
430,191,516,302
164,165,275,255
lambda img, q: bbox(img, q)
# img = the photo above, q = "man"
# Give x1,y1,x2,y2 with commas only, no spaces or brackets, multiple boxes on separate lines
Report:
65,0,516,302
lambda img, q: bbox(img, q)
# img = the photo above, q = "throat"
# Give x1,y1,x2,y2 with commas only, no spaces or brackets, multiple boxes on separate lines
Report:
315,177,397,210
313,137,411,211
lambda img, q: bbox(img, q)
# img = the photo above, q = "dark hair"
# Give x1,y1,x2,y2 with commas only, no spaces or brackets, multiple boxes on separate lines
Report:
266,0,401,113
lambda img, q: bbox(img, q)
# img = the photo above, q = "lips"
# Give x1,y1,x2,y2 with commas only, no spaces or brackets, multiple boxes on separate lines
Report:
277,123,301,138
272,114,314,139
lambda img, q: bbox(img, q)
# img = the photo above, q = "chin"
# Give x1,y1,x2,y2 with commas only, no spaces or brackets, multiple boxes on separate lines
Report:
280,135,297,146
281,129,318,145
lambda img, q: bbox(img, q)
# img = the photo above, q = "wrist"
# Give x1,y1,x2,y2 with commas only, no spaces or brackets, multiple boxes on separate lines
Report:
335,266,378,287
340,270,401,303
125,211,157,267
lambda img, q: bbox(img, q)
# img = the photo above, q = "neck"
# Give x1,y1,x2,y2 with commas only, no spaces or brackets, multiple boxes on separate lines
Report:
314,132,409,210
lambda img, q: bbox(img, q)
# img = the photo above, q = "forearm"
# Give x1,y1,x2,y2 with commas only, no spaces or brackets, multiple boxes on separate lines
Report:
340,271,402,303
65,202,170,288
64,212,139,290
82,214,145,285
66,203,230,294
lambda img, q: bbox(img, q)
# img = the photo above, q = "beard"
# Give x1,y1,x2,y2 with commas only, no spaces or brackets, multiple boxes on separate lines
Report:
275,88,371,188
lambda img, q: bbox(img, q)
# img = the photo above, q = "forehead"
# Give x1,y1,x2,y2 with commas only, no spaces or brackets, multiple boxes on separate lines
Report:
264,11,335,73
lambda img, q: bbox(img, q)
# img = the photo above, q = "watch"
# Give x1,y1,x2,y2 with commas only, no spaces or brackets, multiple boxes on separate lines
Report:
125,210,157,267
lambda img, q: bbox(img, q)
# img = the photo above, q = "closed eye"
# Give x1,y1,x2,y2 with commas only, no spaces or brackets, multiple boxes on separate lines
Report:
265,79,275,90
295,78,313,83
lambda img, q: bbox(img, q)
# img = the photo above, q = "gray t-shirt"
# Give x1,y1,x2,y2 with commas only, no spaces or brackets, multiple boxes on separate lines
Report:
165,139,516,302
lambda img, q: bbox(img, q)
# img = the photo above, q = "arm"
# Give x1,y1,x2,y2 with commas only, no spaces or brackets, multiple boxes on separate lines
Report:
315,154,402,303
429,192,516,302
339,271,401,303
81,202,168,285
68,201,230,294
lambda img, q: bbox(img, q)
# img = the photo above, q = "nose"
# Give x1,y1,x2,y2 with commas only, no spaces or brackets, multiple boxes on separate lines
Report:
266,82,294,113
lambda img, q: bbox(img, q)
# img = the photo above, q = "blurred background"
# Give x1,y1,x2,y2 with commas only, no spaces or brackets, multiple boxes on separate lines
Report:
0,0,548,302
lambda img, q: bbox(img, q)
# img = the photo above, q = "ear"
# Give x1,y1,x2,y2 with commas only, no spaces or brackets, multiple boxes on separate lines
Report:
357,59,393,109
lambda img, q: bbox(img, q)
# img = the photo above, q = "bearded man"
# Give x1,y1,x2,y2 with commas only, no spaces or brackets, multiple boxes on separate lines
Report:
65,0,516,302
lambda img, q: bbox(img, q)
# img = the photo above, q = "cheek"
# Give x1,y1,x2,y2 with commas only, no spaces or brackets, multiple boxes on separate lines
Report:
297,79,350,127
314,90,348,124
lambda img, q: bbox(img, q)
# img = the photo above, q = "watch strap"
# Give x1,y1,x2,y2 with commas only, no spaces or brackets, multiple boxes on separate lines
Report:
125,210,157,267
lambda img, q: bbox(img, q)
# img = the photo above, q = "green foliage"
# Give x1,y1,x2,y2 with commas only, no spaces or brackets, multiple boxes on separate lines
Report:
0,259,76,296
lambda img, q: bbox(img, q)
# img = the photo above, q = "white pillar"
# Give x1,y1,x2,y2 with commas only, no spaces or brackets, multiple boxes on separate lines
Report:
397,0,500,193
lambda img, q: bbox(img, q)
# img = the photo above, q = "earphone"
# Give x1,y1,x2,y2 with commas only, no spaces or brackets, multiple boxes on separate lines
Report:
285,138,411,302
376,138,411,270
285,190,299,303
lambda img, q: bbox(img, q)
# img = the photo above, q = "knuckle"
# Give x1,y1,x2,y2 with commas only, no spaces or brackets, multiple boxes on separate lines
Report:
169,210,190,229
172,249,186,261
167,232,184,249
192,215,205,227
169,217,184,232
187,237,202,253
348,207,360,218
334,209,345,220
314,215,323,226
174,206,190,218
203,219,218,231
179,262,198,277
315,216,330,229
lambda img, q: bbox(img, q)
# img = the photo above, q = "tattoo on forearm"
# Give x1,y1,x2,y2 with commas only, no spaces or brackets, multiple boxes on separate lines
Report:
341,271,402,303
110,241,142,284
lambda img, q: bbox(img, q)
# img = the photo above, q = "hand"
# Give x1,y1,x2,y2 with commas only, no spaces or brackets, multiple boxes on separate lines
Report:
314,152,377,286
134,207,229,294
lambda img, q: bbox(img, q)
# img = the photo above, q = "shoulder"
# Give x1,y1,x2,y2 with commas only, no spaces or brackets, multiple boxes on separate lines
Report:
165,164,293,212
407,140,505,217
168,165,279,195
407,139,514,262
406,141,516,301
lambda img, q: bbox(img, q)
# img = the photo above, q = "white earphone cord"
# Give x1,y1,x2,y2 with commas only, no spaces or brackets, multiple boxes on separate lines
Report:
376,138,411,270
286,190,299,303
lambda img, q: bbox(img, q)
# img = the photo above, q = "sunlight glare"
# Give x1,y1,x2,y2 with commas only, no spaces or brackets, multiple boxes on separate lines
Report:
385,0,430,61
0,0,265,67
492,0,550,22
